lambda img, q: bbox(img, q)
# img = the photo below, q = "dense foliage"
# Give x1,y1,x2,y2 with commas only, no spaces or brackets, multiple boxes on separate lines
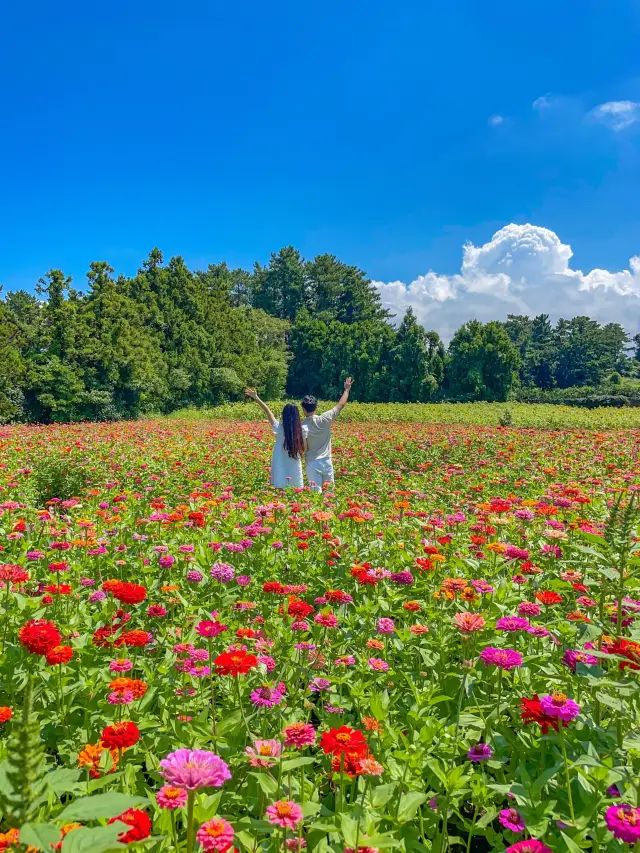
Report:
1,418,640,852
1,246,635,423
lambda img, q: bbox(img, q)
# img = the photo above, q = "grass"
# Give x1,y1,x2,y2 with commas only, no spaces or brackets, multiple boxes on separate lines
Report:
168,400,640,429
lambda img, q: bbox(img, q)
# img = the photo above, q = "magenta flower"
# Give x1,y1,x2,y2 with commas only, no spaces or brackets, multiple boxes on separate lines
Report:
197,818,234,852
210,562,235,583
186,570,203,583
159,555,175,568
196,620,228,638
563,649,598,672
539,693,580,722
506,841,552,853
376,618,395,634
518,602,541,616
495,616,530,632
266,800,303,830
389,570,414,585
156,785,188,810
368,658,389,671
159,749,231,790
250,686,284,707
109,658,133,673
309,678,332,692
467,743,493,763
499,808,526,833
479,647,523,670
283,722,316,748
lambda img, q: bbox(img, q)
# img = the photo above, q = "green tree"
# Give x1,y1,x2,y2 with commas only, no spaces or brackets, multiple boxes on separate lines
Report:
447,319,520,401
387,308,443,401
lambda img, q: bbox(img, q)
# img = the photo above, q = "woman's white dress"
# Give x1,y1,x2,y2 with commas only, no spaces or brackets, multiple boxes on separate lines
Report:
270,421,308,488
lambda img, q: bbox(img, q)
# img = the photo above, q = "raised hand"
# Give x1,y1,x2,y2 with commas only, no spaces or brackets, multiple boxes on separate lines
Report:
244,387,258,400
344,377,353,391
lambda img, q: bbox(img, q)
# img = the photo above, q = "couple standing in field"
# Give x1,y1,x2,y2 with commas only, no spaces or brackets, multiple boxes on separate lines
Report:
244,378,353,492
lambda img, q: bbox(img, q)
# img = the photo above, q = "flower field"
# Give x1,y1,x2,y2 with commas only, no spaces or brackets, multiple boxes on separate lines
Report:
1,418,640,852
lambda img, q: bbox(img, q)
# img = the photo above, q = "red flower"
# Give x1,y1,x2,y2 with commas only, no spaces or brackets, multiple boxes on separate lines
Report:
320,726,368,757
535,591,563,606
18,619,61,655
519,695,561,734
101,721,140,750
263,582,286,595
325,590,350,604
116,630,152,648
92,626,117,647
331,750,367,777
108,809,151,843
0,707,12,724
214,649,258,676
109,582,147,606
606,638,640,671
288,601,314,619
46,645,73,665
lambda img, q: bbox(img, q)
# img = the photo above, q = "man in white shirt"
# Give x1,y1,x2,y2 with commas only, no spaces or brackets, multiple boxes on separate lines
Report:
301,377,353,492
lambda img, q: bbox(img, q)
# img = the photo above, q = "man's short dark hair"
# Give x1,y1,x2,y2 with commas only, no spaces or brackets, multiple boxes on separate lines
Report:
301,395,317,413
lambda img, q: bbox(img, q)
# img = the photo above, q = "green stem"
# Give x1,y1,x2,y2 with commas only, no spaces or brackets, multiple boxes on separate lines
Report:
354,778,369,853
558,724,575,824
186,790,195,853
465,805,478,853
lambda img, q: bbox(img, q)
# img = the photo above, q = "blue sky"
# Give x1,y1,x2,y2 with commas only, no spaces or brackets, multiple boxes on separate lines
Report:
2,0,640,333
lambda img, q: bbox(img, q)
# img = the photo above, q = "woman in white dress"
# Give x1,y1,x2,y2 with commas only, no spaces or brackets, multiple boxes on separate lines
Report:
244,389,308,488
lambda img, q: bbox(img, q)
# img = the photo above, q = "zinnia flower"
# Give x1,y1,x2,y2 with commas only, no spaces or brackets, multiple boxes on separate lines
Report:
156,785,188,810
101,721,140,750
214,649,257,676
246,739,282,767
159,749,231,790
320,726,368,757
108,809,152,843
283,722,316,748
196,818,234,852
479,647,523,670
539,692,580,722
467,743,493,763
265,800,303,830
605,804,640,843
453,613,486,633
505,842,551,853
499,808,526,833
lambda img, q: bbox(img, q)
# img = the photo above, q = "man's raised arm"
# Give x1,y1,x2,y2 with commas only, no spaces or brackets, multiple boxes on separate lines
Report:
335,377,353,413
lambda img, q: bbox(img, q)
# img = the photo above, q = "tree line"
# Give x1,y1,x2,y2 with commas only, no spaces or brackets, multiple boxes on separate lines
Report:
0,246,636,423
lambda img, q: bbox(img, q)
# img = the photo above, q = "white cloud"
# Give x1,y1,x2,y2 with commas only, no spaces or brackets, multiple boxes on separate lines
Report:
532,94,553,110
488,114,504,126
372,224,640,340
591,100,640,131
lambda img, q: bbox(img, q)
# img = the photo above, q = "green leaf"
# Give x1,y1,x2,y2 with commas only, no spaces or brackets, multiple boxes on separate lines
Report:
359,834,403,848
371,783,397,809
279,757,317,771
596,692,623,712
300,801,321,817
397,792,428,823
249,772,278,796
340,815,358,847
561,832,587,853
19,823,60,851
61,825,125,853
58,792,149,822
44,768,84,796
476,807,498,828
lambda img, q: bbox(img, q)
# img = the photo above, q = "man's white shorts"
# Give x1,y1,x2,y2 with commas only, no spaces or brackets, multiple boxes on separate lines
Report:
306,459,334,492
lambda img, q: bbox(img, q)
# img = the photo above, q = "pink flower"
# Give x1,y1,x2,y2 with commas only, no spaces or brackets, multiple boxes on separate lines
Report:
605,804,640,843
506,842,552,853
246,739,282,767
283,722,316,748
159,749,231,790
108,690,134,704
266,800,303,830
250,686,284,707
196,620,228,638
368,658,389,671
518,602,541,617
110,658,133,672
479,647,523,671
196,818,234,852
495,616,530,632
539,693,580,722
499,808,526,833
156,785,188,810
453,613,486,633
314,612,338,628
147,605,167,618
376,618,395,634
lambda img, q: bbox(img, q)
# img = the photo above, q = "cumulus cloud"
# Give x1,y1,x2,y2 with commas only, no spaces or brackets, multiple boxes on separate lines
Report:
488,114,504,126
372,224,640,340
591,100,640,131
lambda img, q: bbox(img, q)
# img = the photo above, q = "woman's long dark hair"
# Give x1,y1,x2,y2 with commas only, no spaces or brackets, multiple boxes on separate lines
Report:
282,404,305,460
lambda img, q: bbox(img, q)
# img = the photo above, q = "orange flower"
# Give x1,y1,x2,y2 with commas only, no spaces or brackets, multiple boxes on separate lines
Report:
486,542,506,554
77,742,119,778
